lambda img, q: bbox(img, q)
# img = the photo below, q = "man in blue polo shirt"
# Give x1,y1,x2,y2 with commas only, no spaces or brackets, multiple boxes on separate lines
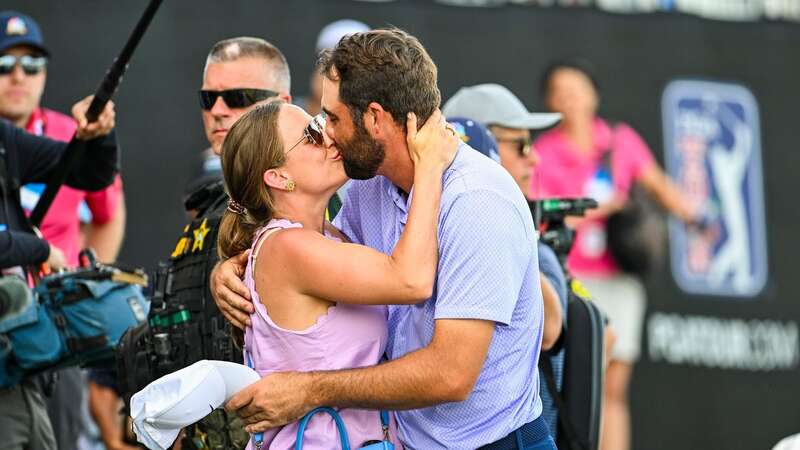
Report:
444,85,568,440
214,28,555,450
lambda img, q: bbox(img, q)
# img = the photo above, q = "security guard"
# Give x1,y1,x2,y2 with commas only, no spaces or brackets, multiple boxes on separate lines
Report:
116,37,292,450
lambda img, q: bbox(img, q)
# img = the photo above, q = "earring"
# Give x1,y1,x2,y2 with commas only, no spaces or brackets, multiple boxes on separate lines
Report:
285,180,296,191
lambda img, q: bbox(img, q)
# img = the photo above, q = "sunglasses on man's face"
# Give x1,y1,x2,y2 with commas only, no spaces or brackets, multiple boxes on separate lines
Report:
0,54,47,76
198,88,279,110
496,136,533,157
286,114,327,154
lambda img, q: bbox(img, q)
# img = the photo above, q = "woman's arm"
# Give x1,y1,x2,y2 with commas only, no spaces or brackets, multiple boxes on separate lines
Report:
264,111,459,305
637,164,697,223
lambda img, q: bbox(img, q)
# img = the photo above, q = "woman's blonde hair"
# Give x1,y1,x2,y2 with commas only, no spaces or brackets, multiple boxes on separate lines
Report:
218,101,286,261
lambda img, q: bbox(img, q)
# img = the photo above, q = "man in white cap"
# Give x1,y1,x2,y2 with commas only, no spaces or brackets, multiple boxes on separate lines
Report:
443,83,560,194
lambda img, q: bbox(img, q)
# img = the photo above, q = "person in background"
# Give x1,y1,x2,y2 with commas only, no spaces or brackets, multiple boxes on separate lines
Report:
443,86,567,439
0,11,125,267
0,11,126,450
445,84,561,193
532,59,699,450
0,93,117,450
297,19,370,118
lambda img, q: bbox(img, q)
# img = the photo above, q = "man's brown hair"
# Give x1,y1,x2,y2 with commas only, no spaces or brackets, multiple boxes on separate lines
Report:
318,28,440,128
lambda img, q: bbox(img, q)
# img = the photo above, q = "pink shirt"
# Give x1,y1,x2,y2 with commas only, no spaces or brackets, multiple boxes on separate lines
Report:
243,219,398,450
530,118,654,277
22,108,123,266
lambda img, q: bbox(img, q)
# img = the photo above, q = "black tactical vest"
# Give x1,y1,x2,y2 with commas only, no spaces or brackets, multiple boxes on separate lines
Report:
146,180,241,377
116,180,250,450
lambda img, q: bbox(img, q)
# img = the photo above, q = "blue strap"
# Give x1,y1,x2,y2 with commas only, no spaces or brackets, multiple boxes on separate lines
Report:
380,410,390,428
245,352,265,448
246,350,391,450
295,407,351,450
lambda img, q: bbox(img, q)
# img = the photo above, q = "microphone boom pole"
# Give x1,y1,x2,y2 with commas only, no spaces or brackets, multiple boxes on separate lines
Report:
29,0,165,227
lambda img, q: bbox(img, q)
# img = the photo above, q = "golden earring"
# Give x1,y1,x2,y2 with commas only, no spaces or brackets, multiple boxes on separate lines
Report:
285,180,295,191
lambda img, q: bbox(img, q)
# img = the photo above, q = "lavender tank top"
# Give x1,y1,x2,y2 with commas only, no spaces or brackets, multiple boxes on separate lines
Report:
243,218,396,450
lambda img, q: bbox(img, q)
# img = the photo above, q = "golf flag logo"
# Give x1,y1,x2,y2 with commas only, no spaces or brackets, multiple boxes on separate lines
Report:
661,80,767,298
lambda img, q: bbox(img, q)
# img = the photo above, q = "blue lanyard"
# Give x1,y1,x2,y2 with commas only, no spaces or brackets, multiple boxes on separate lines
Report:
245,351,265,449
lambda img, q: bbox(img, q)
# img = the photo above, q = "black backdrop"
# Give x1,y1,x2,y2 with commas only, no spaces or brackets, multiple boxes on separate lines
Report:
6,1,800,449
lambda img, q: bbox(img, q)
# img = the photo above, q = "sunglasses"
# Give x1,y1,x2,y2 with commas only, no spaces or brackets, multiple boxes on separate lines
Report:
286,114,326,154
198,88,279,110
496,136,533,157
0,54,47,76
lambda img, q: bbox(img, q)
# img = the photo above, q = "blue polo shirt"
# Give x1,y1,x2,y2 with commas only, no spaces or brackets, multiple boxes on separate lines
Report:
334,144,544,449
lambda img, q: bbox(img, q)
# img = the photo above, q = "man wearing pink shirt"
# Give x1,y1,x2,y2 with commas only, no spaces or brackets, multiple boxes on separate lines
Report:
0,11,126,450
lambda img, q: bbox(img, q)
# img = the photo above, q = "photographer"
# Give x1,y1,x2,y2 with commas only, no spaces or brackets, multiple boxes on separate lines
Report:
0,94,117,449
443,84,567,437
532,60,699,450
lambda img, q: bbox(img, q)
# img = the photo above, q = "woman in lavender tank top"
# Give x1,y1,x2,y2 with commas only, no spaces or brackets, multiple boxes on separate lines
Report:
216,101,458,449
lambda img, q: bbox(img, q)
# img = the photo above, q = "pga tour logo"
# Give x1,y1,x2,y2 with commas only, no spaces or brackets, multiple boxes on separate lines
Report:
661,80,768,298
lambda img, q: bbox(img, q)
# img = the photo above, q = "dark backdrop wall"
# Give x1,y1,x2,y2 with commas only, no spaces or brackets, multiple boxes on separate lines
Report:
6,1,800,449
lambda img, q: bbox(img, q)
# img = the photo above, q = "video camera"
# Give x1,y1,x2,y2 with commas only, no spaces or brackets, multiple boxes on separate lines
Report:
530,198,606,450
528,197,598,269
0,252,148,389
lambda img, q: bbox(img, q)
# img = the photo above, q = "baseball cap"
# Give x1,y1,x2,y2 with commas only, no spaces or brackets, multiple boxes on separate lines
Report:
316,19,370,53
447,117,500,163
131,360,260,450
443,83,560,130
0,11,49,56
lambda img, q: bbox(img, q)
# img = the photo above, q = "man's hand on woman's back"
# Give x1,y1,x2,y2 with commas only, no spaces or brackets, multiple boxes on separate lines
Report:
210,250,253,329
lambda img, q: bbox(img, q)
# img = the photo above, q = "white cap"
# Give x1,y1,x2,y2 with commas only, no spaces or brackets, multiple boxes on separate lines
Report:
130,360,260,450
316,19,371,52
443,83,561,130
773,434,800,450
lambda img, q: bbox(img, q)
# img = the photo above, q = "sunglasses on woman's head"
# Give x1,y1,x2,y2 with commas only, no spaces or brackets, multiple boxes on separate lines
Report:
197,88,279,110
0,54,47,76
286,114,327,154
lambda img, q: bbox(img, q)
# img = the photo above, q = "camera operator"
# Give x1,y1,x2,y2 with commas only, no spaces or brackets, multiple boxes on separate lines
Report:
0,93,117,449
0,11,128,449
533,60,700,450
443,84,568,438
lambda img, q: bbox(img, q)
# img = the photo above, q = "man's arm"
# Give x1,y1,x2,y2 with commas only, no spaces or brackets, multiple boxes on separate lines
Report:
0,230,49,269
227,318,494,432
228,190,538,432
210,252,253,329
540,274,563,351
537,242,567,351
15,96,117,190
638,164,697,223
